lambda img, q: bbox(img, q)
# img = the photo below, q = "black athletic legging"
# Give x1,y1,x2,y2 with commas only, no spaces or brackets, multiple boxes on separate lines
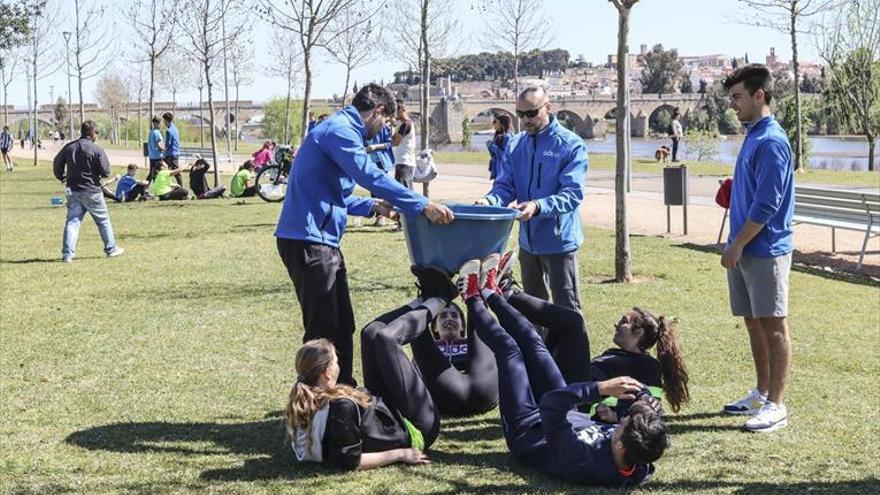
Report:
360,304,442,449
506,291,591,384
410,316,499,417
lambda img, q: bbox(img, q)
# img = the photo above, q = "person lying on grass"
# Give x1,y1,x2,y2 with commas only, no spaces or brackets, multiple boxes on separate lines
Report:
285,267,461,470
590,308,691,423
458,254,668,487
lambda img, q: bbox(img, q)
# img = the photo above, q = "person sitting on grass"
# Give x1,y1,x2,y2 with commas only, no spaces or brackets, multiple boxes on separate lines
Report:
285,267,459,470
458,254,668,487
189,157,226,199
111,164,150,202
148,160,188,201
252,140,274,171
230,160,257,198
589,308,691,423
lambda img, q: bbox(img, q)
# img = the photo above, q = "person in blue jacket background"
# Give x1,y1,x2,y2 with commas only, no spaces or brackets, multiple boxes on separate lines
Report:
476,86,588,312
276,84,454,386
457,255,668,487
486,113,512,181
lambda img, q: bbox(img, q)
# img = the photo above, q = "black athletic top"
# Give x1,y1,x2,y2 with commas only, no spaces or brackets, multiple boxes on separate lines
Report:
590,349,662,388
320,396,412,470
436,338,469,372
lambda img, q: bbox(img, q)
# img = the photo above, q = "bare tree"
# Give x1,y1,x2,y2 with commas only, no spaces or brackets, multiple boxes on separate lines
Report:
326,6,379,104
257,0,367,140
609,0,638,283
95,71,129,144
229,33,255,150
734,0,838,171
481,0,553,95
178,0,244,186
124,62,148,143
266,26,303,144
0,48,23,126
70,0,115,123
817,0,880,171
26,0,61,166
126,0,175,120
156,43,196,111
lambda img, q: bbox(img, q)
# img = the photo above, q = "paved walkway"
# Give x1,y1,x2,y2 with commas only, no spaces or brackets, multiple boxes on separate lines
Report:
9,143,878,277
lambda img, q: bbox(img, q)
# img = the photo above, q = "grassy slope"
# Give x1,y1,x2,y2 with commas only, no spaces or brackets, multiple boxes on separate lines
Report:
0,167,878,494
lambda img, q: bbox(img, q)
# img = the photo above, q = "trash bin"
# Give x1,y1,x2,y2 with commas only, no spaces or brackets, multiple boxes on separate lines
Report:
662,165,688,234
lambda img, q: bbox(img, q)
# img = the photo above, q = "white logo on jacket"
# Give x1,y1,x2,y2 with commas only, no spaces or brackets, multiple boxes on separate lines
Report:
543,150,561,158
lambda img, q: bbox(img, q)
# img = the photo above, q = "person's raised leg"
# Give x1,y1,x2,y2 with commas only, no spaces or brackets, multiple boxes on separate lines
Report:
62,191,87,261
508,291,591,383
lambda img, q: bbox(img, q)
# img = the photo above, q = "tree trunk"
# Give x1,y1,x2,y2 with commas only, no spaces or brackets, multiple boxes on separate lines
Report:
420,0,430,197
149,56,156,119
342,64,352,105
1,64,8,127
284,79,292,144
205,67,219,188
868,134,876,172
33,55,38,167
234,83,240,151
614,7,632,283
300,46,312,141
790,9,803,171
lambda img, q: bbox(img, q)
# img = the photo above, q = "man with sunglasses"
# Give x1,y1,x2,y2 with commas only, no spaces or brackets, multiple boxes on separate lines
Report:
275,83,454,387
476,86,588,312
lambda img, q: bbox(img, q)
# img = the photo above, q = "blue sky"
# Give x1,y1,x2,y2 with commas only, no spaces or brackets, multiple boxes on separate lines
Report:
5,0,825,107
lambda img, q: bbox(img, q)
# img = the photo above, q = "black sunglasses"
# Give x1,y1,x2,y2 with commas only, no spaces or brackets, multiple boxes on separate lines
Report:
516,107,542,118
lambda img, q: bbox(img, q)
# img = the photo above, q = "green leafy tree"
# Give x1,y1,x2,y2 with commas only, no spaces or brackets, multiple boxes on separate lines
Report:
0,0,36,51
54,96,69,131
639,43,685,94
263,97,305,145
684,128,720,162
680,76,693,94
775,95,813,169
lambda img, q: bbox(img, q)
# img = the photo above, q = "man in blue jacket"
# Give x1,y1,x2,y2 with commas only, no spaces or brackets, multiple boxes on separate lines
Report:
275,84,454,386
162,112,182,186
477,86,588,311
720,65,794,433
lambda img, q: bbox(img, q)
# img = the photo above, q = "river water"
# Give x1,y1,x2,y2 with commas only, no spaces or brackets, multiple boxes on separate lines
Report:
457,134,879,172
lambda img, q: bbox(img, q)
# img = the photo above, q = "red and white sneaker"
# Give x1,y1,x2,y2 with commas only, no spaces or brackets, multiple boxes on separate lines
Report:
481,253,502,295
456,259,482,301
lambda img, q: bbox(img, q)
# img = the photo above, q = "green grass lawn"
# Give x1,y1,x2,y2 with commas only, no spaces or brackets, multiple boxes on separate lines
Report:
1,167,878,494
435,151,880,188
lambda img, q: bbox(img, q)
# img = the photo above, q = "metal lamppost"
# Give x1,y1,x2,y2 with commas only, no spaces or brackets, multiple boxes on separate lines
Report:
62,31,73,140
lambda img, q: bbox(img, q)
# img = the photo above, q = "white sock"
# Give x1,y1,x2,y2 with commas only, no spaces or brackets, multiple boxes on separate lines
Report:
420,296,447,317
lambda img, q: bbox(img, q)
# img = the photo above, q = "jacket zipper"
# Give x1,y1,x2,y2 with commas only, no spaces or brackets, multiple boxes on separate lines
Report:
537,162,543,190
525,135,537,248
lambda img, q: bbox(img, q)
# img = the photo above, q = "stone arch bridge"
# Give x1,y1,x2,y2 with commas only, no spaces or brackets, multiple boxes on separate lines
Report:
436,94,705,143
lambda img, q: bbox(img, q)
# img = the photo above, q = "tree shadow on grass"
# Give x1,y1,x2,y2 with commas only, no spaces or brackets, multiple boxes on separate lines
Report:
647,478,880,495
673,242,880,287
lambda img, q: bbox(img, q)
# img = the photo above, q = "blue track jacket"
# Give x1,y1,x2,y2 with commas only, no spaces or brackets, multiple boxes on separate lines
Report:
728,115,794,257
275,106,428,247
485,115,588,255
536,382,655,487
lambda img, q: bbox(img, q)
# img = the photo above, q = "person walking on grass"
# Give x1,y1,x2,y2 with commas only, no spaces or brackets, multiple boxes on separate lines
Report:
1,125,14,172
720,64,794,433
162,112,182,186
476,85,589,313
53,120,124,262
275,83,454,387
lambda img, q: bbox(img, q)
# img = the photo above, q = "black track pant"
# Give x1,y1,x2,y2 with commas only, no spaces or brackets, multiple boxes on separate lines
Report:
361,304,442,448
410,313,499,417
507,291,591,384
277,238,357,386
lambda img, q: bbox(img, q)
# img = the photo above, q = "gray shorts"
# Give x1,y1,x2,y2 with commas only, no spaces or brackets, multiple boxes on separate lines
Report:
727,252,791,318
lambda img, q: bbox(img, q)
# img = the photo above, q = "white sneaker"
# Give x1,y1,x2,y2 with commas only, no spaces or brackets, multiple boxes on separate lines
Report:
723,388,768,415
744,402,788,433
106,247,125,258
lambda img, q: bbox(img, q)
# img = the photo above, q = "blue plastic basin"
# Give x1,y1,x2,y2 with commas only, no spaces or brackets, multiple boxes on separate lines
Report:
399,203,519,274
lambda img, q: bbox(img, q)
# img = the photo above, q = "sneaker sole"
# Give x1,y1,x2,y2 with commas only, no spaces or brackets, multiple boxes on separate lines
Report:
724,407,761,416
745,417,788,433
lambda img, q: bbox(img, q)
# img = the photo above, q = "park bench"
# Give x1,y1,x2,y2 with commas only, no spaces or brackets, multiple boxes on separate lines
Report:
177,147,216,163
716,185,879,271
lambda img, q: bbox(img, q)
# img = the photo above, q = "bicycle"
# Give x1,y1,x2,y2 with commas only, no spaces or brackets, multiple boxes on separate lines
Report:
255,145,295,202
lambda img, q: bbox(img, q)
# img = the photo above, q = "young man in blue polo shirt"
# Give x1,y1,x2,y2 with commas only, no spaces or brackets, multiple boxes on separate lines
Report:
720,64,794,433
275,84,454,386
162,112,182,186
146,117,165,182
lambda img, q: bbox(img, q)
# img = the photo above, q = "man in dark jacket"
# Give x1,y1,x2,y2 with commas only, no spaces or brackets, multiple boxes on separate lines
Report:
54,120,124,262
477,86,589,312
